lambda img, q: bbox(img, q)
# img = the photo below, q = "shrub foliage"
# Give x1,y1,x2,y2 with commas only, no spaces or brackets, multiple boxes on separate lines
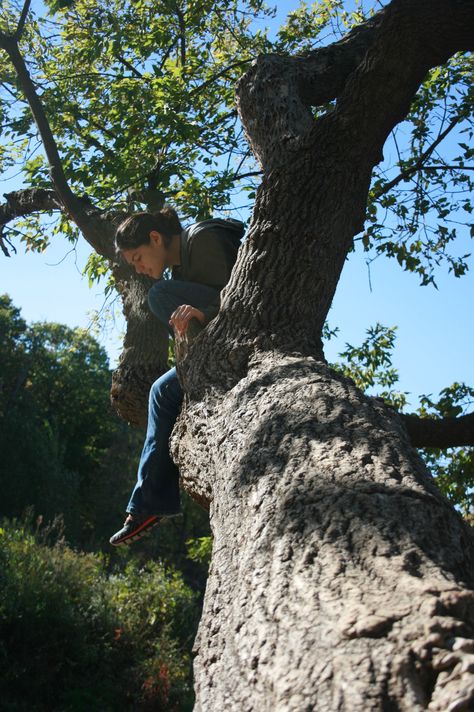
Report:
0,517,198,711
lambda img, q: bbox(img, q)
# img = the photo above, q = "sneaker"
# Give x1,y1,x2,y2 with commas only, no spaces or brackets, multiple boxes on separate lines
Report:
109,512,179,547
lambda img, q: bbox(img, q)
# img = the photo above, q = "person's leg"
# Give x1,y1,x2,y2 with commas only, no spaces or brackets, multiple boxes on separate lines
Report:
148,280,219,334
110,281,219,546
109,368,182,546
130,281,219,511
127,367,183,516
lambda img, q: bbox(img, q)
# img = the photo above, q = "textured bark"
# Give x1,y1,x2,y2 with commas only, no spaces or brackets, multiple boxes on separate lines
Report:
173,354,474,710
110,269,169,427
169,1,474,709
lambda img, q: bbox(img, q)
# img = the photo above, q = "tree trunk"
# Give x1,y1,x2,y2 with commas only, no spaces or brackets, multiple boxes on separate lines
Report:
169,1,474,708
174,354,474,710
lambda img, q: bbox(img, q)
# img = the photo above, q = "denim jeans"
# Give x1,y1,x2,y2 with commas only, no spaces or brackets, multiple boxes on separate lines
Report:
126,280,220,515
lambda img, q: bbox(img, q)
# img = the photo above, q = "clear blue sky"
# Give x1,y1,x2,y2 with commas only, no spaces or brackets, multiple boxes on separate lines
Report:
1,0,472,411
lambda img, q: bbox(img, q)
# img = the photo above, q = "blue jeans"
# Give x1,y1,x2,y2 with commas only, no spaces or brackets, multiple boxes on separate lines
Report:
126,280,219,515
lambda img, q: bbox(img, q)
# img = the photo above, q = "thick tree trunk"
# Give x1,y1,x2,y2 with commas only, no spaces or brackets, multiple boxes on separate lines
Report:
110,252,169,427
173,354,474,710
170,2,474,708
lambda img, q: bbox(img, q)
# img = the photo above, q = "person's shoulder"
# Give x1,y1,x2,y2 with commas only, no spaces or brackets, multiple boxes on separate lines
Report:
187,218,245,244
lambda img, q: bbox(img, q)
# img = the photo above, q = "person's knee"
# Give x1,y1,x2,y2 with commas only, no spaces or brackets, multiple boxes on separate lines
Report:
150,371,182,411
150,372,168,404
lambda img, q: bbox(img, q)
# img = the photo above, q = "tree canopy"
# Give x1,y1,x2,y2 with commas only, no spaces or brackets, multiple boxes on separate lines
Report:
0,1,472,283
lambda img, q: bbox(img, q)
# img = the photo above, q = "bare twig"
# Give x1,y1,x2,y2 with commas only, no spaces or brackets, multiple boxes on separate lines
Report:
190,59,252,97
117,54,143,79
373,115,462,198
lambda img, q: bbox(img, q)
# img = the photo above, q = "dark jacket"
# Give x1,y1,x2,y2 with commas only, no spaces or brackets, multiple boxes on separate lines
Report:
172,218,245,323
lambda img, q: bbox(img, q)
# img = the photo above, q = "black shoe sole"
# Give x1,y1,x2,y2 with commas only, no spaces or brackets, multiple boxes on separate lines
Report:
109,515,160,547
109,513,181,547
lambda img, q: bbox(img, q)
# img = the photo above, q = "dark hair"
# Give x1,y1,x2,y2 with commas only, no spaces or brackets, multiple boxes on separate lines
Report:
115,207,182,251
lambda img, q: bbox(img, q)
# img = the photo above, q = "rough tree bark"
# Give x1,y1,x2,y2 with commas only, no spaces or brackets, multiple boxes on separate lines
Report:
168,1,474,709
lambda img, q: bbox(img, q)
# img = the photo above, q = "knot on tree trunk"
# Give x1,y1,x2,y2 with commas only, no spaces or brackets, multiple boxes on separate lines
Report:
111,360,163,428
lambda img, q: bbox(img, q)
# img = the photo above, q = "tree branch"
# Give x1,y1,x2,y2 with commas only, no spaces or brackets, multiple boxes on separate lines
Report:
1,187,62,228
237,1,474,174
373,114,462,198
0,32,116,256
423,165,474,172
403,411,474,449
175,5,186,68
0,188,62,255
233,169,262,181
117,54,143,79
333,0,474,168
236,9,386,170
14,0,31,40
0,187,117,260
0,34,87,225
190,59,253,97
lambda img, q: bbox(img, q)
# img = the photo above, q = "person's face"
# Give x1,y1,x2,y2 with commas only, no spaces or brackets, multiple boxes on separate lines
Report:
122,231,168,280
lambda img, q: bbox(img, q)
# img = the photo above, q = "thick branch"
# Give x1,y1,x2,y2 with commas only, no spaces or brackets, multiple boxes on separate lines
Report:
0,33,112,254
0,35,86,225
334,0,474,167
1,188,62,227
0,187,60,255
237,1,474,174
217,0,474,361
0,187,118,259
14,0,31,40
236,9,386,170
403,411,474,449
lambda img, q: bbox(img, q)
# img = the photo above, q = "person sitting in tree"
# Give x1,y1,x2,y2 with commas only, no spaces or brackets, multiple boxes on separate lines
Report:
110,207,244,546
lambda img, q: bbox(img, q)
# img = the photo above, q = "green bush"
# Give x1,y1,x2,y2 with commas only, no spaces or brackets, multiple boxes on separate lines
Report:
0,518,198,711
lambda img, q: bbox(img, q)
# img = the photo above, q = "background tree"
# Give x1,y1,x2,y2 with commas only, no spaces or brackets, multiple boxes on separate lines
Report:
0,294,211,586
0,292,141,546
1,0,474,709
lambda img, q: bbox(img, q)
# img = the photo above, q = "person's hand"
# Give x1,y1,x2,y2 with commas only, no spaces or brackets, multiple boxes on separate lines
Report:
169,304,205,336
